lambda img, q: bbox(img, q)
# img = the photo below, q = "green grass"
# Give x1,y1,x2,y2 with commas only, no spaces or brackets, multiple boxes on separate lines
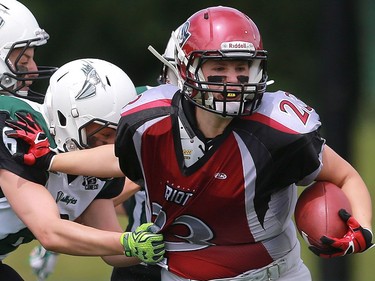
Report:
4,116,375,281
5,241,113,281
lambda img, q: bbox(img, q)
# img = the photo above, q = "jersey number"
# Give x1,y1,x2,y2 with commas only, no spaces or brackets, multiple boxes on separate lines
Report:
152,202,214,251
279,94,312,125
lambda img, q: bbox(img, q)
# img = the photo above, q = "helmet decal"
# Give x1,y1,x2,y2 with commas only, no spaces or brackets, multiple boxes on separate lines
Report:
220,41,255,52
75,61,105,100
178,21,191,48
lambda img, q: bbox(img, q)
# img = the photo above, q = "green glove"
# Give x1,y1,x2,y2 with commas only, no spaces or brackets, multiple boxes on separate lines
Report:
120,223,165,264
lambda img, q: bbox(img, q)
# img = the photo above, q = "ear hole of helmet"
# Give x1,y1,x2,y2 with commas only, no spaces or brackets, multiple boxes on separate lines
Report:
57,110,66,126
105,76,111,86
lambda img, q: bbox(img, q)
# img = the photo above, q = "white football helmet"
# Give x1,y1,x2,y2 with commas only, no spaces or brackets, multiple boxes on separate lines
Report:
43,58,137,152
0,0,56,97
157,32,178,85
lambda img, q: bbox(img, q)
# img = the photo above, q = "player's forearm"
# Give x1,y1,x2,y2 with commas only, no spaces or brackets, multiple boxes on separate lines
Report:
102,255,141,267
37,219,125,256
51,144,124,178
341,174,373,230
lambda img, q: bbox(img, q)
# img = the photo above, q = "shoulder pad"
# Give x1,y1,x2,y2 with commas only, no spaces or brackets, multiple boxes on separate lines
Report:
254,91,321,134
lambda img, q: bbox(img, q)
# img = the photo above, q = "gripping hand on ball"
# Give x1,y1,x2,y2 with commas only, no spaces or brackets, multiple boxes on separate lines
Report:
309,209,374,258
5,112,56,170
120,223,165,264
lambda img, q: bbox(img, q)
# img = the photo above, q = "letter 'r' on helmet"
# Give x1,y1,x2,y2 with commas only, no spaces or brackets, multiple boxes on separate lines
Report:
0,0,56,97
175,6,268,117
43,58,137,152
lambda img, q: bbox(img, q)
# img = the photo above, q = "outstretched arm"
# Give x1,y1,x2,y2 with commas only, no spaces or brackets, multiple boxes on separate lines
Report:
5,113,124,178
50,144,124,178
1,169,164,264
0,169,126,257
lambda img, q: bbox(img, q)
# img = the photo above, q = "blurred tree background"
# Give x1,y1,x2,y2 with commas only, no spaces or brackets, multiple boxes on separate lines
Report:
7,1,375,280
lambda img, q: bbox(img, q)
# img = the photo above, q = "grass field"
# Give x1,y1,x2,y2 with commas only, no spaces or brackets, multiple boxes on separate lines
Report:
4,115,375,281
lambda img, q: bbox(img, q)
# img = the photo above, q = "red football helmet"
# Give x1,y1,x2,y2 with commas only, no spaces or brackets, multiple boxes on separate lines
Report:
175,6,268,117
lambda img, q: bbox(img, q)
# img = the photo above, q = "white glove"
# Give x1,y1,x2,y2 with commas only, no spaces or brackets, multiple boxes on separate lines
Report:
29,245,59,281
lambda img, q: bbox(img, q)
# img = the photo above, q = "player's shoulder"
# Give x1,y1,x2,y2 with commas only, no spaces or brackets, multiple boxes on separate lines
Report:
0,96,55,146
141,84,179,99
136,85,154,95
252,90,321,134
0,95,38,113
121,84,179,116
0,95,44,119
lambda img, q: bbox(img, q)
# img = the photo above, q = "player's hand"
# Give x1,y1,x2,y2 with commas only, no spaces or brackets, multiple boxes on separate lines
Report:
309,209,374,258
5,112,56,169
29,245,59,281
120,223,165,264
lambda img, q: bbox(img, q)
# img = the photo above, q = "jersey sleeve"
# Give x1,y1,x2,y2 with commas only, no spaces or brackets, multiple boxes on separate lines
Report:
244,91,325,191
95,177,125,199
115,84,178,182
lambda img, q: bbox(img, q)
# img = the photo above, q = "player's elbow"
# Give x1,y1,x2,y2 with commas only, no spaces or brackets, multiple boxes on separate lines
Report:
35,229,62,252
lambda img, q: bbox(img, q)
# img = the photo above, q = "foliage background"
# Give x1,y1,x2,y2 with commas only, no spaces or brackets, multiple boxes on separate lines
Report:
4,0,375,280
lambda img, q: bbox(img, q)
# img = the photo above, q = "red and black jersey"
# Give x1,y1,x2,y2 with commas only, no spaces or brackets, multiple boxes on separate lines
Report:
115,84,324,280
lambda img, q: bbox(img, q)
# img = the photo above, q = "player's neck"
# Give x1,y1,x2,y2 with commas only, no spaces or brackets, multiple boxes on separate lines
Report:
195,107,232,139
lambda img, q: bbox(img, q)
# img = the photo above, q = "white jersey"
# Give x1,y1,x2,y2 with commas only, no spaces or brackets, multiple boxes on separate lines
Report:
46,173,119,221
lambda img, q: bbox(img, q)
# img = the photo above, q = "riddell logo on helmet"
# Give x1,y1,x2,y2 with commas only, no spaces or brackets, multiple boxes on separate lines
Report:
221,41,255,51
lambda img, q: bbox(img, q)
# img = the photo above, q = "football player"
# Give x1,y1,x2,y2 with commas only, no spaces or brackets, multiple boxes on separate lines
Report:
6,6,373,281
0,0,56,102
0,58,164,281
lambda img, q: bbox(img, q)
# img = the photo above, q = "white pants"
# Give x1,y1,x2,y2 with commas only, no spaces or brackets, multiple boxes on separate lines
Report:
161,242,312,281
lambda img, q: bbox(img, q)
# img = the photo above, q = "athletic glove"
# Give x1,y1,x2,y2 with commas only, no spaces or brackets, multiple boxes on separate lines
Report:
29,245,59,281
309,209,374,258
120,223,165,264
5,112,56,169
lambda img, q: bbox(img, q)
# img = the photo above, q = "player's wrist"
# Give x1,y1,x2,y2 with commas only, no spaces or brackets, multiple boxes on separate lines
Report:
47,154,56,171
120,232,133,257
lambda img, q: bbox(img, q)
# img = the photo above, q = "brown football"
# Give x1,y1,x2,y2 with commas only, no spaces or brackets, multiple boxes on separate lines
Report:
294,181,352,249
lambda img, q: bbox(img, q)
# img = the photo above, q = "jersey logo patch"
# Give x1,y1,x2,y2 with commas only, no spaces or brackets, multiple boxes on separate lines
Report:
164,184,194,206
82,176,99,190
214,172,227,180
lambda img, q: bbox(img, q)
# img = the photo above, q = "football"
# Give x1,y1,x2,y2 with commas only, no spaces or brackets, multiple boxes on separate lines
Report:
294,181,352,250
